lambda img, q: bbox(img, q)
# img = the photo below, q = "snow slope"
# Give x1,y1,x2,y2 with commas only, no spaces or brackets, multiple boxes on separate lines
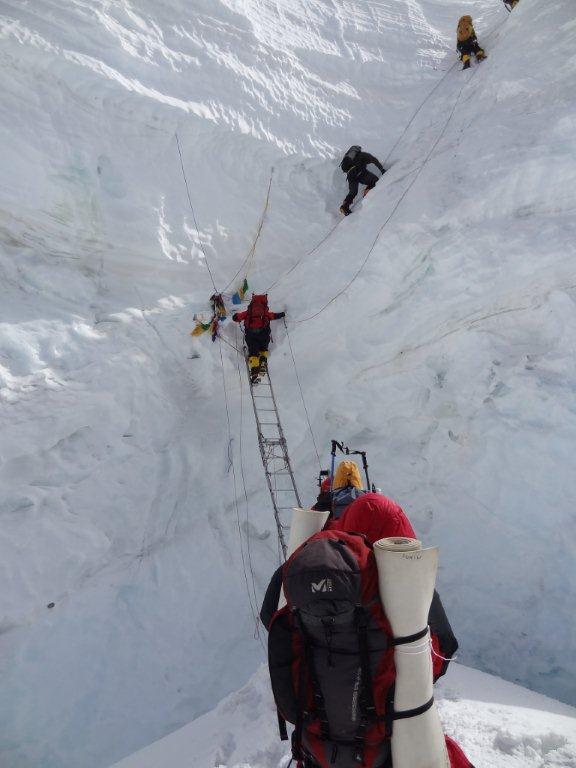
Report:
111,664,576,768
0,0,575,766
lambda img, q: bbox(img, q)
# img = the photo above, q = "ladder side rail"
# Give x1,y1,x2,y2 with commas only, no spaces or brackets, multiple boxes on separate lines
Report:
246,357,289,559
265,372,303,508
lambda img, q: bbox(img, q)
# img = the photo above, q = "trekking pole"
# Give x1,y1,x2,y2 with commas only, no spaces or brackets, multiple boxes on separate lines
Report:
359,451,372,492
329,440,342,491
345,448,372,491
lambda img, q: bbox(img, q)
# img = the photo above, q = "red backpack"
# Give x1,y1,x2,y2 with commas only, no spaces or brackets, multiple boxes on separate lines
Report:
268,530,397,768
245,294,269,330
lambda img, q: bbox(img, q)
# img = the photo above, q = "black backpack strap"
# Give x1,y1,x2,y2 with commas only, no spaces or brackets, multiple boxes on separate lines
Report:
392,696,435,720
292,611,307,761
293,610,331,751
389,627,428,645
278,709,288,741
354,606,378,765
303,621,331,741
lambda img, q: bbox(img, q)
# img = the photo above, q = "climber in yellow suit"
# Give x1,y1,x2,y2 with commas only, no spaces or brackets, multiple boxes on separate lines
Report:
457,16,486,70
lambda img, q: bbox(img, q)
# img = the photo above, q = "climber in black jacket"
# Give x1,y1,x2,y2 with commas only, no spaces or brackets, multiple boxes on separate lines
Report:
340,146,386,215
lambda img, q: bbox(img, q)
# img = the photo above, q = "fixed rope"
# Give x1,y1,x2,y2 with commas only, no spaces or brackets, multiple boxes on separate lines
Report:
263,62,458,296
175,133,270,645
263,9,507,300
223,168,274,293
232,326,263,640
244,354,301,561
288,76,468,325
383,63,459,166
266,218,341,292
217,338,265,647
283,319,322,471
175,132,219,293
287,7,510,327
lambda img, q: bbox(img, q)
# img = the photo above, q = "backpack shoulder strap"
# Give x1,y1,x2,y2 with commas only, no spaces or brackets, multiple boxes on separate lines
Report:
291,610,331,762
354,606,378,764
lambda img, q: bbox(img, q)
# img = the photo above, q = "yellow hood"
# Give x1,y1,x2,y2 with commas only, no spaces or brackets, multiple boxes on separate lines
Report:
333,460,363,490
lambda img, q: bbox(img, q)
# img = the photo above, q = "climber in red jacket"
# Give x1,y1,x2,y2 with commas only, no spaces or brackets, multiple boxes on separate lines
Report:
232,293,285,382
261,489,474,768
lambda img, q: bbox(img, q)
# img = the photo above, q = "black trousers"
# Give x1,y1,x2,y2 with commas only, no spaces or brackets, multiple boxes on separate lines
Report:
245,327,271,357
344,169,378,207
457,38,483,59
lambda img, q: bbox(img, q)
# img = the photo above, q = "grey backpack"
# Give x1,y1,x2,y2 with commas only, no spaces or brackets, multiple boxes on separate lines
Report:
268,530,394,768
340,145,361,173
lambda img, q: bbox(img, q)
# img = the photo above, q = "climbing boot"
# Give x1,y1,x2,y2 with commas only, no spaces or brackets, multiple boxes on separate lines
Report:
462,58,471,70
339,203,351,216
259,352,268,375
476,50,486,61
248,355,260,383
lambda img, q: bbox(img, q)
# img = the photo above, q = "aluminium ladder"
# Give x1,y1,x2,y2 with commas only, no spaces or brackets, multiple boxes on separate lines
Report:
246,359,302,560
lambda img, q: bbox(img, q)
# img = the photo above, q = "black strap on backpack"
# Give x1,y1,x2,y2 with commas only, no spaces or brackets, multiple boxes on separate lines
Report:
354,606,378,765
384,628,436,738
277,709,288,741
291,610,332,761
291,610,308,760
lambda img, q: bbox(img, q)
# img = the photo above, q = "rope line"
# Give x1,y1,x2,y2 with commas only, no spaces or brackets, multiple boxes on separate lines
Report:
262,10,507,300
266,218,341,292
217,338,263,644
283,319,322,470
223,169,274,294
234,325,264,642
289,82,467,324
287,17,513,328
383,61,459,166
217,332,243,354
176,132,219,293
263,58,460,297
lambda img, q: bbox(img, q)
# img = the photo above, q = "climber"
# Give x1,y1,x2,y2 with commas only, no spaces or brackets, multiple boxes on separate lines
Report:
339,145,386,216
312,459,366,518
260,490,475,768
457,15,486,70
232,294,285,383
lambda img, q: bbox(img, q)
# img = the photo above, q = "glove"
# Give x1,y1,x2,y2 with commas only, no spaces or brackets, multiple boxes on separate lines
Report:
232,313,239,321
276,312,286,319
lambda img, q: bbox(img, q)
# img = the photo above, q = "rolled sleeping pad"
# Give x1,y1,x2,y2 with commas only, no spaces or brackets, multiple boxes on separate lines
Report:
374,537,449,768
286,507,331,558
277,507,331,609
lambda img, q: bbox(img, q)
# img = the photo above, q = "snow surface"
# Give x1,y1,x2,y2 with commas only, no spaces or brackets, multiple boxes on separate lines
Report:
0,0,575,766
111,664,576,768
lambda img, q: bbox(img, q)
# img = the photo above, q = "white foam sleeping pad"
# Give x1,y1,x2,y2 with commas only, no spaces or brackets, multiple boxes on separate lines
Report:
374,537,449,768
